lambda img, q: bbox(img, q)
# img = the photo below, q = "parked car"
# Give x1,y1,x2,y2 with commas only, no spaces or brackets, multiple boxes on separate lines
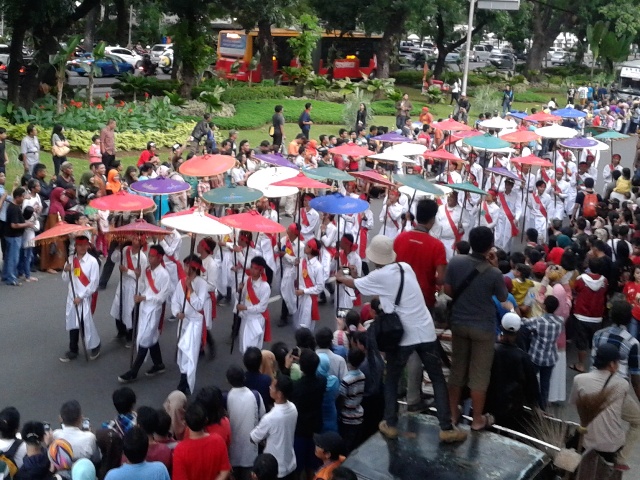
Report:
68,54,134,77
158,46,174,74
550,51,572,65
472,44,493,62
489,53,515,70
0,56,32,83
445,51,461,63
150,43,173,65
105,46,142,68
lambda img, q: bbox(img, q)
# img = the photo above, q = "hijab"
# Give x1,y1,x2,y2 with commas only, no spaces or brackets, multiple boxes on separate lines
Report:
71,458,96,480
48,187,68,217
163,390,187,441
260,350,277,378
316,353,339,392
106,169,122,193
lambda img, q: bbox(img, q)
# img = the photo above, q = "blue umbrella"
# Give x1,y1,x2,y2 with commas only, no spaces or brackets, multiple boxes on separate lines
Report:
553,108,587,119
505,111,529,121
254,153,296,169
309,193,369,215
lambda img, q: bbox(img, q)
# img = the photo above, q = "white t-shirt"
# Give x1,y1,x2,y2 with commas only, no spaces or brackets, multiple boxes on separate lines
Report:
354,262,437,346
227,387,265,468
0,438,27,468
250,401,298,478
52,426,101,463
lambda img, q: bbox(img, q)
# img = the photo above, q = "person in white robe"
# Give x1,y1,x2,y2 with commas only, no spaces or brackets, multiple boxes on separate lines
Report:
297,193,320,242
277,223,304,327
601,153,623,196
435,160,463,184
525,180,553,244
335,234,363,311
237,256,271,353
257,197,280,282
215,232,235,304
294,239,325,332
494,179,522,252
59,236,101,362
431,191,470,261
378,189,403,239
198,237,218,357
472,189,500,231
160,228,182,286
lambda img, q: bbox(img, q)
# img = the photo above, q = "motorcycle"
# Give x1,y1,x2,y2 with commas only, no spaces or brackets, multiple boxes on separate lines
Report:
159,48,174,74
139,54,157,76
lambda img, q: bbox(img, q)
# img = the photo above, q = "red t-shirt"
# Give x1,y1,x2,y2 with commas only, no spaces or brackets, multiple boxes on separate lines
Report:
184,417,231,449
624,281,640,320
137,149,154,167
394,230,447,308
172,433,230,480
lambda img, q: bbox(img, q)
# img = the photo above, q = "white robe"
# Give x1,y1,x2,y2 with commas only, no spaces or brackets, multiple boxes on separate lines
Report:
171,275,207,393
378,200,403,239
257,209,279,276
495,190,522,252
215,235,235,295
136,265,171,348
432,204,470,261
110,247,147,330
294,256,324,332
239,277,271,353
335,250,362,310
547,178,571,219
435,170,462,184
280,236,304,316
298,207,320,242
63,254,100,350
526,192,553,244
201,254,218,329
601,163,624,195
160,230,183,286
320,221,338,281
473,201,500,231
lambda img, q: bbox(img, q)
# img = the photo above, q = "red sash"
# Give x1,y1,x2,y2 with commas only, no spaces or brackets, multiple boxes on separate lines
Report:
245,268,268,282
533,193,547,218
247,278,271,342
540,168,551,184
300,208,310,226
285,238,295,256
482,201,493,224
125,248,135,271
357,213,368,259
386,208,399,230
301,258,320,321
447,172,453,184
444,207,462,242
73,256,91,287
208,292,217,320
498,192,519,236
166,254,186,281
145,268,160,294
267,233,278,247
338,250,362,305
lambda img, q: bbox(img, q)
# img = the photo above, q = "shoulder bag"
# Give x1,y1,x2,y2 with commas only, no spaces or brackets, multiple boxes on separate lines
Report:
372,263,405,352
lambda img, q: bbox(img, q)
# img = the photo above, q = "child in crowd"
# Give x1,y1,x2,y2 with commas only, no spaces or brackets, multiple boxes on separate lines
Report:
338,349,366,453
19,206,39,282
511,263,534,308
89,135,101,163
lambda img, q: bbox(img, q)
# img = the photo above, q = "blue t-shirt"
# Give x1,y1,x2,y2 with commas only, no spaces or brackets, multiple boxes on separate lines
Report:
105,462,170,480
587,87,594,99
493,293,518,335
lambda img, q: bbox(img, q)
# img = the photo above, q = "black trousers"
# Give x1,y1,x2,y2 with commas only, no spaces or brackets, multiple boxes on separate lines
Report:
98,241,118,288
69,328,80,354
130,343,163,376
102,152,116,171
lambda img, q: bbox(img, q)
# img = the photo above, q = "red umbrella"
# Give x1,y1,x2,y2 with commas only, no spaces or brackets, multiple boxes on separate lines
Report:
106,219,171,242
89,191,155,212
523,112,560,123
179,154,236,177
329,143,374,157
219,210,285,234
510,154,553,167
501,130,541,143
423,149,460,161
34,222,95,244
271,172,329,189
351,170,396,188
431,119,474,131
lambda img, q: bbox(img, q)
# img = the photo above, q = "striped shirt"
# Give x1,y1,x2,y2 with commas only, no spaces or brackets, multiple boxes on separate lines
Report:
339,369,365,425
592,325,640,379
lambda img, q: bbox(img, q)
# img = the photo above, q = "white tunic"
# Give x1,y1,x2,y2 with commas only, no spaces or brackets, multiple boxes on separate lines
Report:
319,221,338,281
171,275,207,393
473,201,500,230
136,265,171,348
378,200,403,239
160,230,183,286
257,209,279,276
294,256,324,332
495,190,522,252
201,254,218,329
239,277,271,353
109,247,148,329
335,250,362,310
432,204,470,261
601,163,624,195
280,236,304,316
526,192,553,244
297,207,320,242
63,254,101,350
215,235,235,295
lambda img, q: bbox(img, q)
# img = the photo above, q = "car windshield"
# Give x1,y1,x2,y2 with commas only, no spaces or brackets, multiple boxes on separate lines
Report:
152,45,166,52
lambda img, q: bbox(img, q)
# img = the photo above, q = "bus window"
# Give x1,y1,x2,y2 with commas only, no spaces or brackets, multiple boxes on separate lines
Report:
219,32,248,59
320,37,380,65
272,36,295,69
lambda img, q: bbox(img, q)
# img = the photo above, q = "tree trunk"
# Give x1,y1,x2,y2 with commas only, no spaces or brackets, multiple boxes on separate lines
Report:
257,19,274,80
87,72,94,103
7,17,27,106
377,10,408,78
56,73,64,114
84,5,100,51
114,0,129,46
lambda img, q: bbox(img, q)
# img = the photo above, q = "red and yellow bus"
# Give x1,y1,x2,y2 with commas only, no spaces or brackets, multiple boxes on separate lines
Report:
216,28,382,82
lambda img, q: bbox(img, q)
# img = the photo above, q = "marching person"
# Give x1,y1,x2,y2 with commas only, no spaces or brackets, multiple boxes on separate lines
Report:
237,256,271,353
118,244,171,384
256,198,279,284
432,191,470,261
548,167,571,221
526,180,552,245
494,178,521,252
297,193,319,242
473,189,500,231
436,160,463,184
378,188,403,240
59,235,101,362
198,237,218,357
354,194,374,265
110,238,147,347
602,153,623,196
335,234,363,310
160,227,183,287
295,239,324,332
171,255,208,396
278,223,304,327
319,213,338,287
216,231,235,305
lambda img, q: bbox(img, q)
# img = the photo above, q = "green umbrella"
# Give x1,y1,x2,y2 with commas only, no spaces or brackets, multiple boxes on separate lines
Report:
202,186,264,205
395,174,444,195
462,134,511,150
446,181,488,196
594,131,629,140
303,167,355,182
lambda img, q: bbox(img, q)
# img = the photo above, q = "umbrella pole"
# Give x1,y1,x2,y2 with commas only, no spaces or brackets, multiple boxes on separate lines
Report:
458,196,467,232
403,190,417,232
335,217,340,314
118,245,124,344
277,209,283,277
67,257,89,362
552,142,557,208
296,192,302,310
175,234,196,362
383,203,389,236
130,243,143,369
520,171,532,242
230,234,240,354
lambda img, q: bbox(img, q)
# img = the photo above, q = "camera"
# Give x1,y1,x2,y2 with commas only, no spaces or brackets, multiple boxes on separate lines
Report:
341,266,351,276
337,308,350,318
291,347,301,357
43,422,50,432
82,418,91,431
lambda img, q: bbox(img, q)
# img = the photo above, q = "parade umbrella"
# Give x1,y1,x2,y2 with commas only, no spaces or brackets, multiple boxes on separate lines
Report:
309,193,369,313
89,191,155,212
505,112,529,121
594,131,629,141
534,124,578,139
479,117,516,130
254,153,296,169
385,143,428,156
370,132,412,143
303,166,355,182
329,143,374,157
462,134,511,150
510,154,553,167
130,177,191,218
246,166,298,198
34,220,96,362
431,119,474,131
553,107,587,119
485,166,521,182
219,210,285,234
178,154,236,177
500,130,540,143
558,137,604,150
423,149,461,162
350,170,396,188
524,112,560,123
446,181,488,196
452,130,484,140
202,186,264,205
395,174,444,196
161,208,232,359
368,151,416,165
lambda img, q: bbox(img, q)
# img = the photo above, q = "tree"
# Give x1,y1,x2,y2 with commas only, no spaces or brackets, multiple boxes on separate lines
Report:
284,14,321,96
51,36,82,113
84,42,113,103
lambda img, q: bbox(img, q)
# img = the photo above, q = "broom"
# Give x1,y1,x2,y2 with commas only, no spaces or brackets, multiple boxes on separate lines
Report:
574,372,616,456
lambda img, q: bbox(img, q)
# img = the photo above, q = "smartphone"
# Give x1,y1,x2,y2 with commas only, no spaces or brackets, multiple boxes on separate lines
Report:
341,266,351,276
43,422,51,432
82,418,91,431
337,308,350,319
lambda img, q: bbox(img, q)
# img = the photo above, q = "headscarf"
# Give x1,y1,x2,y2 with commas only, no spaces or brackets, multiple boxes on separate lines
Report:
163,390,187,441
80,171,94,189
317,353,339,392
71,458,96,480
556,234,571,248
48,438,74,471
260,350,277,378
106,169,122,193
48,187,68,218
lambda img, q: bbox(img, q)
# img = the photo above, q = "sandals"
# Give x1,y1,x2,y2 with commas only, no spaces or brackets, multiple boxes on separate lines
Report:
471,413,495,431
569,363,585,373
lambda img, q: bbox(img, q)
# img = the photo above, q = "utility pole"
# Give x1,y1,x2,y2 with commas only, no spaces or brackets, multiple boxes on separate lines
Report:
461,0,477,95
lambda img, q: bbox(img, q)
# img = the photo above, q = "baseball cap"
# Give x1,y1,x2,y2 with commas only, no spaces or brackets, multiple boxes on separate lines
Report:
314,432,344,456
593,343,620,369
501,312,521,333
147,141,156,149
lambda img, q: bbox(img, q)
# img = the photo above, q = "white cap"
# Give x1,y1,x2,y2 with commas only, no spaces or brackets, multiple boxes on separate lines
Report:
501,312,521,332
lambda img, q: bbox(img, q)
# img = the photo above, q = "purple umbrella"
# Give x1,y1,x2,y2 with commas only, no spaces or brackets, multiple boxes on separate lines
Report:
130,177,191,195
370,132,412,143
558,137,599,149
485,166,521,182
254,153,296,169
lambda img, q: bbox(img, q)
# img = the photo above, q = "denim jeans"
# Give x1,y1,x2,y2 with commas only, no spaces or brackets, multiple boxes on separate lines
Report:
384,341,453,430
533,364,554,410
3,236,22,283
18,246,33,278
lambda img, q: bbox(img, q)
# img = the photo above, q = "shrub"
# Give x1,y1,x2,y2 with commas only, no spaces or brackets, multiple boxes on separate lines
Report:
466,75,488,87
391,70,424,86
112,74,180,98
219,86,295,104
441,71,462,85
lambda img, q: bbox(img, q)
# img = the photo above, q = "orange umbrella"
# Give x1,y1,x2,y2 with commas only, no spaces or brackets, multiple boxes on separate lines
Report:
106,219,171,242
351,170,396,188
523,112,560,123
179,154,236,177
89,191,155,212
510,154,553,167
34,222,95,244
501,130,541,143
271,172,329,189
431,119,474,131
329,144,375,157
219,210,285,234
423,149,460,161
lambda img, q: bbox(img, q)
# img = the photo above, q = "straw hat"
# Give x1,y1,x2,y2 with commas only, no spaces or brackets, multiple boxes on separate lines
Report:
365,235,397,266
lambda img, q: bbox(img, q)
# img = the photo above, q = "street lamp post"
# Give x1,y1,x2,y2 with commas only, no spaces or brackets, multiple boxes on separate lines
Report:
461,0,477,95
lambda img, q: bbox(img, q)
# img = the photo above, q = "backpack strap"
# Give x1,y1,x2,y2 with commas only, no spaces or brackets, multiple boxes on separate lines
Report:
450,261,491,308
393,263,405,310
3,438,22,460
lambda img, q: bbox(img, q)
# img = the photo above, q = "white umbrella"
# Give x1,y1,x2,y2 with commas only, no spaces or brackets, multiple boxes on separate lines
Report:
479,117,516,130
399,184,450,198
369,151,416,164
534,124,578,140
247,167,299,198
386,143,428,156
161,209,232,236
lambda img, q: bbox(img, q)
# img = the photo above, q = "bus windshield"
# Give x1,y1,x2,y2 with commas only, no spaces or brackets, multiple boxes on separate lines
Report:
618,65,640,96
